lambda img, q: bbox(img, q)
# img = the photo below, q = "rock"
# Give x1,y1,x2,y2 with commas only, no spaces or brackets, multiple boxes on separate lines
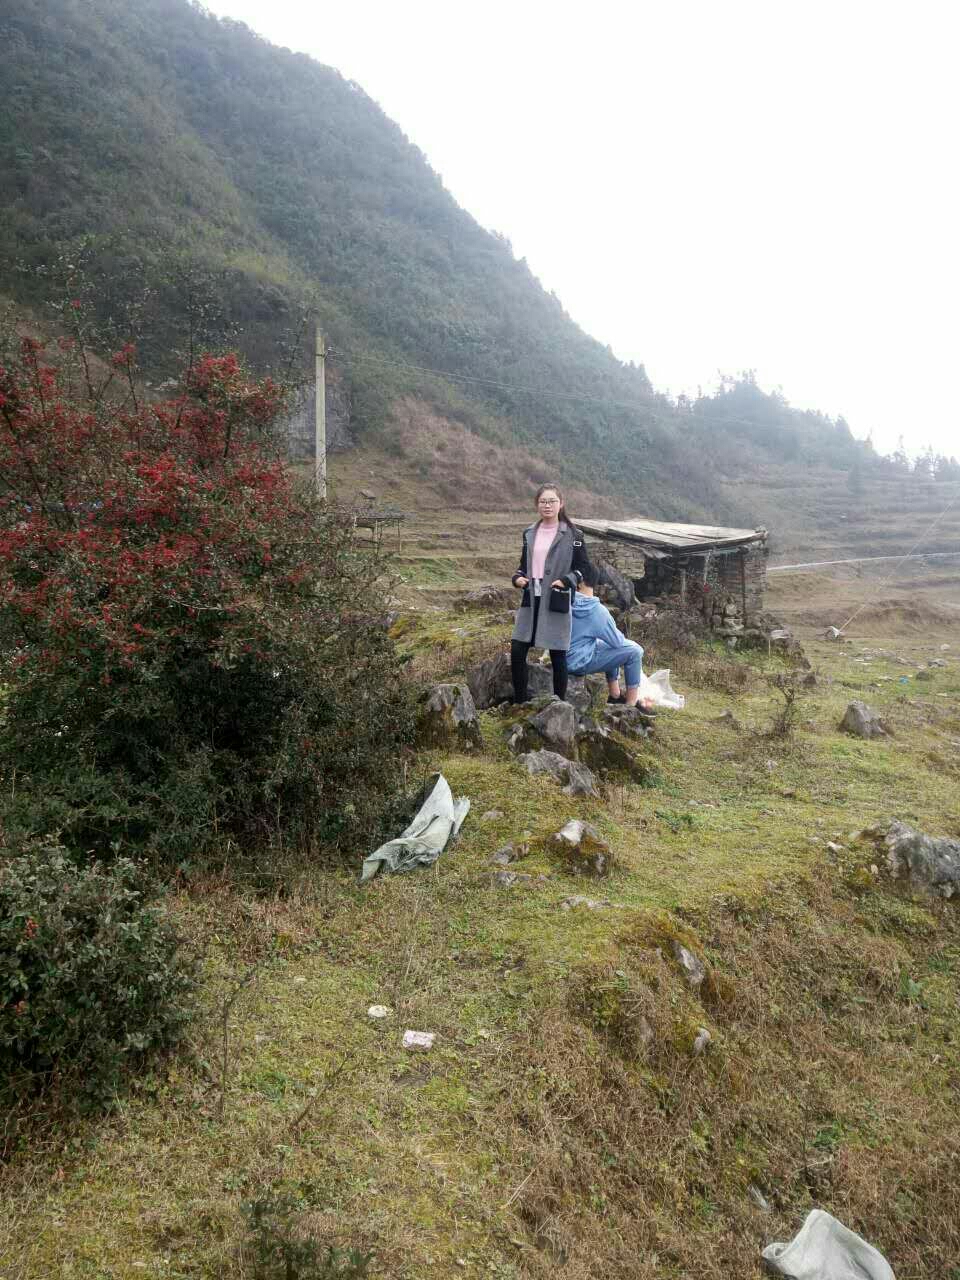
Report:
602,704,655,738
489,843,518,866
416,683,482,750
577,725,648,780
860,820,960,899
359,488,376,501
546,819,612,877
914,669,933,681
671,940,706,990
560,895,612,911
520,749,598,797
826,841,845,855
713,709,742,731
801,672,818,687
825,626,843,640
517,697,579,759
928,659,947,668
402,1030,436,1051
468,652,553,709
839,701,891,739
367,1004,391,1020
564,674,608,715
480,809,504,822
491,870,546,888
692,1027,712,1055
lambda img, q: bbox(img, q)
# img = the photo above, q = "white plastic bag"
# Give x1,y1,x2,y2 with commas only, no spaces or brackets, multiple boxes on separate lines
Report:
762,1209,895,1279
639,668,685,710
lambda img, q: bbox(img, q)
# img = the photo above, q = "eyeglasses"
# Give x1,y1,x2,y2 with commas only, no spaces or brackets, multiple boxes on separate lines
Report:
538,498,560,505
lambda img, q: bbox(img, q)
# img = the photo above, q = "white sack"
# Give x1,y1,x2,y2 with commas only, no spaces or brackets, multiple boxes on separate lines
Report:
762,1209,895,1279
639,668,685,710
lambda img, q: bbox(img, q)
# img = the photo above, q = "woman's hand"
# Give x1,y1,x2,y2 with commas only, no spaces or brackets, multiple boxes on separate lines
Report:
550,579,567,589
515,576,529,588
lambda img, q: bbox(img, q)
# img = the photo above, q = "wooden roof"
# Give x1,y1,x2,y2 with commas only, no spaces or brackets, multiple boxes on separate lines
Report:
576,517,767,555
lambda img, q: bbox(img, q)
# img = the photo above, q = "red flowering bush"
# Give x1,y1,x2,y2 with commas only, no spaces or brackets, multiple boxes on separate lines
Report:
0,338,413,864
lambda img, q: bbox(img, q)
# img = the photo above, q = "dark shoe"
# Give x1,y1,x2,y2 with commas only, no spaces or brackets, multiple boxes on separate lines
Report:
607,694,627,704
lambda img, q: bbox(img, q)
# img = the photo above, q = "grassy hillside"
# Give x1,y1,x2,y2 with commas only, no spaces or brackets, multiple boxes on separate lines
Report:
2,566,959,1278
0,0,878,522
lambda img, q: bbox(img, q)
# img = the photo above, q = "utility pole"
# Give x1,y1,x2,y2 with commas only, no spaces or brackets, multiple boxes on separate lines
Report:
315,325,326,500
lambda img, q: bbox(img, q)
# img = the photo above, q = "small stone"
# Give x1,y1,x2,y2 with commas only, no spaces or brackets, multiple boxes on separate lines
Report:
672,941,706,990
492,870,539,888
826,841,845,855
292,976,307,985
490,844,516,866
480,809,504,822
402,1030,436,1051
560,895,611,911
547,819,612,877
692,1027,712,1055
367,1005,391,1020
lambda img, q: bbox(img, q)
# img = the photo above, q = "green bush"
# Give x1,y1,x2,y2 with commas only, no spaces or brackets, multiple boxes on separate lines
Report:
0,842,198,1111
0,340,415,865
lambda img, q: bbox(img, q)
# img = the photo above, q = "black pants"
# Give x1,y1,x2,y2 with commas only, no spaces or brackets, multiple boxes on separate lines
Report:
510,595,568,702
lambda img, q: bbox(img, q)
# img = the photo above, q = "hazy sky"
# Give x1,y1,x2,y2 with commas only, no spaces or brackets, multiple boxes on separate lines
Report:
206,0,958,457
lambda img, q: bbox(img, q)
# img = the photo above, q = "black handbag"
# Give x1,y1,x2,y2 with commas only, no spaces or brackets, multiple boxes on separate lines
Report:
548,586,571,614
520,587,532,608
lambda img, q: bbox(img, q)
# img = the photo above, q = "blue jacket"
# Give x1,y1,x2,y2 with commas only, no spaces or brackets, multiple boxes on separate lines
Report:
568,593,642,673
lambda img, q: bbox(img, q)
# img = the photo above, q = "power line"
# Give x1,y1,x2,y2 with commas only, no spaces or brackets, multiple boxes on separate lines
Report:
769,551,960,572
836,489,960,633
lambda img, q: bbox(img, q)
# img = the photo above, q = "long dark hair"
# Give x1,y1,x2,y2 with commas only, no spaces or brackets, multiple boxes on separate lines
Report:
535,482,571,526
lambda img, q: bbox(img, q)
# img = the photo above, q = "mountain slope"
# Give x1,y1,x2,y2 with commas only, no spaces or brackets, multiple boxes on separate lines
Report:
0,0,872,519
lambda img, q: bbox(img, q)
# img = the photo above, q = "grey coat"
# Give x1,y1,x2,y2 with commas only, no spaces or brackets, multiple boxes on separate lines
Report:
510,521,590,650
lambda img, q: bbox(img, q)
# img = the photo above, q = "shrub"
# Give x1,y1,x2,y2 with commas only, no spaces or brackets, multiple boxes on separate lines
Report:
0,338,414,863
0,841,197,1111
242,1196,373,1279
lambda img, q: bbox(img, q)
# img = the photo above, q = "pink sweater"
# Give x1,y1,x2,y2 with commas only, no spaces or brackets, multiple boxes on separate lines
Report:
530,522,558,580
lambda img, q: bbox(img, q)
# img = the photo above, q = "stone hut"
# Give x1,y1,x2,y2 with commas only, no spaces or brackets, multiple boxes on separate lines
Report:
576,517,769,634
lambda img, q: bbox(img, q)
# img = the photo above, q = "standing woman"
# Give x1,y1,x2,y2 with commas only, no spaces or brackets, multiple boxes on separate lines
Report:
510,483,590,703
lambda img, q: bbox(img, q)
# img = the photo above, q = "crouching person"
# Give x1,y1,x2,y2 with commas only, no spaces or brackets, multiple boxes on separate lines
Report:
569,563,651,709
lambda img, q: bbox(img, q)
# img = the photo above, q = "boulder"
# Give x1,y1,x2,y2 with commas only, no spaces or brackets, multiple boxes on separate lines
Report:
519,750,598,797
565,674,608,716
546,819,613,877
839,701,891,739
416,683,482,750
577,725,648,781
526,697,579,758
860,820,960,899
468,652,552,709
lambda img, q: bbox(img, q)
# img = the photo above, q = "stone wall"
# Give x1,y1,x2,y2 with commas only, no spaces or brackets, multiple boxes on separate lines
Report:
631,543,767,630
